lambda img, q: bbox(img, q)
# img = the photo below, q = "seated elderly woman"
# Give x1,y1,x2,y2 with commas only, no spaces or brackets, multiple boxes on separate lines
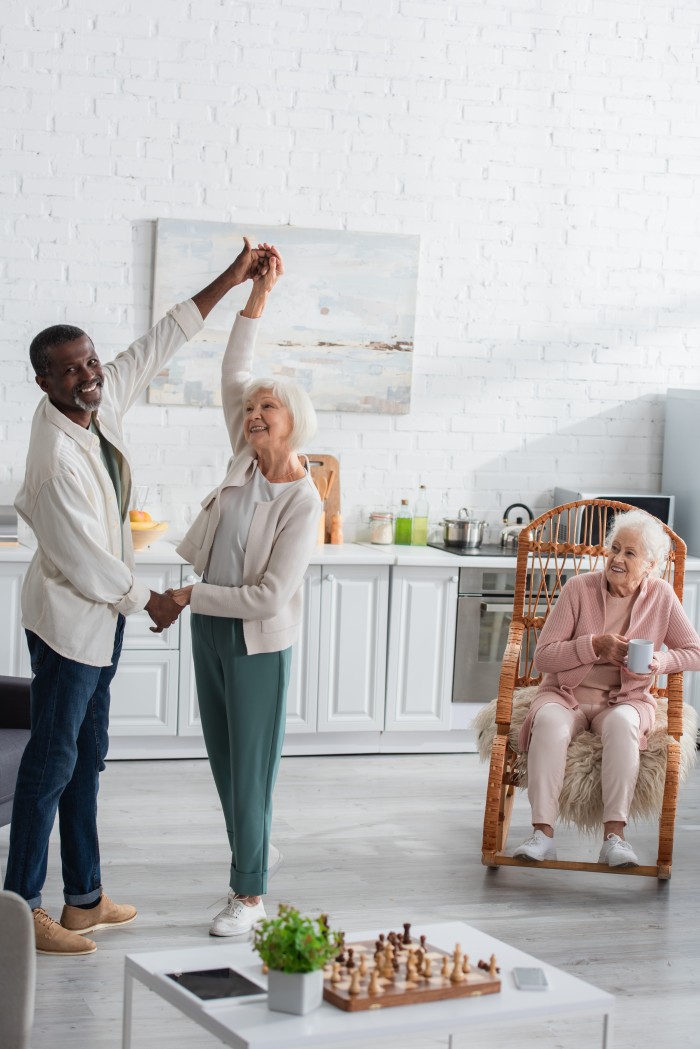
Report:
513,508,700,867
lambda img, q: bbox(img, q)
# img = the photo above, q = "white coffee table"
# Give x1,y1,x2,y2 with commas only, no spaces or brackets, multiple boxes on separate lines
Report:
122,920,614,1049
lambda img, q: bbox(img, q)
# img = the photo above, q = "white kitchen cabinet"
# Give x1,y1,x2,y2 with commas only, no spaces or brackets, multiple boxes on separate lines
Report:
384,566,458,731
0,564,31,678
682,569,700,714
177,563,388,738
108,650,180,735
316,564,390,732
285,567,322,733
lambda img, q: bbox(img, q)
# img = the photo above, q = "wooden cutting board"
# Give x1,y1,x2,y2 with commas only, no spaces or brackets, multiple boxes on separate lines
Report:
307,453,340,543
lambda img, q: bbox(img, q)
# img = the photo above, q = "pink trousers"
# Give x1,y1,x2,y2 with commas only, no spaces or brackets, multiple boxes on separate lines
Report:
527,697,641,827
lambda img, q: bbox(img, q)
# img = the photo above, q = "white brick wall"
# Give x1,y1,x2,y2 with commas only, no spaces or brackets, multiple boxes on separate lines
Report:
3,0,700,542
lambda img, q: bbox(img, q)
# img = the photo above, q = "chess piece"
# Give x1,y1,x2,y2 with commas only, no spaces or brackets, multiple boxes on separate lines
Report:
420,935,427,950
450,944,466,983
441,955,450,978
346,948,355,970
368,967,381,996
331,962,342,985
406,953,417,981
489,954,498,978
383,944,395,980
462,954,470,975
359,953,368,977
423,955,433,979
403,922,412,945
349,969,362,996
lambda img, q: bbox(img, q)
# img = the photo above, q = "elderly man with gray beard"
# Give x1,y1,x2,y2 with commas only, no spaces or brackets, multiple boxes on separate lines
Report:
5,238,270,956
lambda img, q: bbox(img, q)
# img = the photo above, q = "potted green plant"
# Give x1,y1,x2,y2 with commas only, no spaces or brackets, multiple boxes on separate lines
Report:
252,904,343,1015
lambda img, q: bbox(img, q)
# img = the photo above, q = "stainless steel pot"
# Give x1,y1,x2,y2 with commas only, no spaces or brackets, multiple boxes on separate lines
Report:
441,508,487,548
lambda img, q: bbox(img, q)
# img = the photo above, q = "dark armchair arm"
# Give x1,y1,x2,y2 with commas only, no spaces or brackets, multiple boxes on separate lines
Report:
0,676,31,729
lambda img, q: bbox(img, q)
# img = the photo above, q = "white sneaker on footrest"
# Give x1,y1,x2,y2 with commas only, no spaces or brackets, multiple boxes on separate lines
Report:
209,893,266,938
598,834,639,868
512,829,557,862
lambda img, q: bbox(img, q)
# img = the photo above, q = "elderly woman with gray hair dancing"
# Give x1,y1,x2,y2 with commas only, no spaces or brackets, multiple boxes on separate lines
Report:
171,241,321,936
513,509,700,867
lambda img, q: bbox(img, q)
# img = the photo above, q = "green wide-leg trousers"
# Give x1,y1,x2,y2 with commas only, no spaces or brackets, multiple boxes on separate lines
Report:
190,613,290,897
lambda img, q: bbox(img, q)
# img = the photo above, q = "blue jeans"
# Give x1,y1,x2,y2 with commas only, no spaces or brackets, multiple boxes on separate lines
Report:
3,617,125,909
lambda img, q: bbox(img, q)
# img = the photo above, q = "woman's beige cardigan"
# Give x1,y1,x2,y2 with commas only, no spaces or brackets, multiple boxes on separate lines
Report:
176,312,322,655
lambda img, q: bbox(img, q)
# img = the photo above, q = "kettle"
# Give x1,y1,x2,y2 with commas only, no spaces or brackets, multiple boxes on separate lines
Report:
499,502,535,549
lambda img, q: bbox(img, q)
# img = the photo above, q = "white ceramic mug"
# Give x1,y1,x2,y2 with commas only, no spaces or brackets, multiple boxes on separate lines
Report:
627,639,654,674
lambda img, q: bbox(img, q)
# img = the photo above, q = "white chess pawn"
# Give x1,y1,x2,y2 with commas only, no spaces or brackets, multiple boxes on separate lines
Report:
450,944,466,984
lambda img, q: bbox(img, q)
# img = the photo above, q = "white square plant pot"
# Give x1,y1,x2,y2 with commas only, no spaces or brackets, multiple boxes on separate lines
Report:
267,968,324,1015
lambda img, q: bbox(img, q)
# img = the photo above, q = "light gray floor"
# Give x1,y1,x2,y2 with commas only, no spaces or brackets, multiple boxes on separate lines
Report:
4,752,700,1049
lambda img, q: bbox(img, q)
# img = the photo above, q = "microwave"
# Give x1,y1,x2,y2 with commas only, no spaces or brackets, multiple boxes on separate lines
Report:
552,488,675,545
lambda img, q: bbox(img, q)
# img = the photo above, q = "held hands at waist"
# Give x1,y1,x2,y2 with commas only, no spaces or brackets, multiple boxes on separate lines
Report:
145,589,185,633
170,585,194,608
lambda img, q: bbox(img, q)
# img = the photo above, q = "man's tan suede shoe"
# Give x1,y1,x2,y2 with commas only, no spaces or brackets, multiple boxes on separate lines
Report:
60,894,137,934
33,908,97,956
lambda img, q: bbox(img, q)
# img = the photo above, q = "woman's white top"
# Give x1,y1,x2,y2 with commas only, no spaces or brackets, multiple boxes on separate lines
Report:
205,466,302,587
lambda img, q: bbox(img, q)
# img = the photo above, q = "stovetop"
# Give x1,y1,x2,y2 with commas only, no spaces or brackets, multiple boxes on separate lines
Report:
427,541,517,558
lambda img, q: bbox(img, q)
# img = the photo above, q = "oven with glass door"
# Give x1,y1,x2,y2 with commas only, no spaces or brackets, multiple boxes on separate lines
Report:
452,566,569,704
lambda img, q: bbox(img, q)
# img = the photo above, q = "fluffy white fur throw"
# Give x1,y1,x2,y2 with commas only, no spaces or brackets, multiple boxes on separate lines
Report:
473,687,698,833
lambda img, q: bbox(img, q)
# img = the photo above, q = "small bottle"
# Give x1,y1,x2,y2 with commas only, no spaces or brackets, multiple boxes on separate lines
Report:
412,485,429,546
330,512,343,545
394,499,413,545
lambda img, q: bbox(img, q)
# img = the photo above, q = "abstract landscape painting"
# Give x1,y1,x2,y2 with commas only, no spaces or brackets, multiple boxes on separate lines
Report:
149,219,419,413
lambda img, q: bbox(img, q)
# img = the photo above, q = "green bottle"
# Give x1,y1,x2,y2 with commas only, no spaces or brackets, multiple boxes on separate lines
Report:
412,485,429,546
395,499,413,545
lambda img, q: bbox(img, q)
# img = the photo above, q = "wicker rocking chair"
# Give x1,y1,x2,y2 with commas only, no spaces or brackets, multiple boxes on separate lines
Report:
480,499,691,881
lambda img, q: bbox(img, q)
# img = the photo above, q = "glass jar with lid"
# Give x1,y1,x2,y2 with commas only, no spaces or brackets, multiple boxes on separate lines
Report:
369,511,394,544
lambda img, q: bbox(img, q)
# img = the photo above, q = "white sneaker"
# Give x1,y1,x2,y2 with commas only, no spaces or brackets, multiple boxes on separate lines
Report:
598,833,639,868
268,843,283,879
209,893,266,938
513,829,557,862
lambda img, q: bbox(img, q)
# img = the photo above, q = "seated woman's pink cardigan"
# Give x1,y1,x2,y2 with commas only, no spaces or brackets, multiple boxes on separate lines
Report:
518,570,700,753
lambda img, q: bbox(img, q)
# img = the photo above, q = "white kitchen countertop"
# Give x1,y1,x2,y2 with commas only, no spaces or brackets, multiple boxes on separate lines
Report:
0,540,396,566
4,539,700,572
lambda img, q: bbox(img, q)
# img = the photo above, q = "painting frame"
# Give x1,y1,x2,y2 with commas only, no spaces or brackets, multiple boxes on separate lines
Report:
149,219,419,414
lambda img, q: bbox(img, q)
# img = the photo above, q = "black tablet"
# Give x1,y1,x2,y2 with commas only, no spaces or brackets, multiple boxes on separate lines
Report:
167,966,266,1002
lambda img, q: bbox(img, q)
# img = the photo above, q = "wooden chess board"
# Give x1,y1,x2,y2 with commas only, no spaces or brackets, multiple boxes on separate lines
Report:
322,937,501,1013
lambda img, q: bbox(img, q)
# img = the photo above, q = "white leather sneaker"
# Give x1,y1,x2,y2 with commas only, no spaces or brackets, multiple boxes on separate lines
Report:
209,894,266,938
598,833,639,868
512,829,557,861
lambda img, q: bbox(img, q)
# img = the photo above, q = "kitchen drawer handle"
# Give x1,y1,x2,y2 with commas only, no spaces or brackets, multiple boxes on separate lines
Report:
451,575,458,583
325,573,336,581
